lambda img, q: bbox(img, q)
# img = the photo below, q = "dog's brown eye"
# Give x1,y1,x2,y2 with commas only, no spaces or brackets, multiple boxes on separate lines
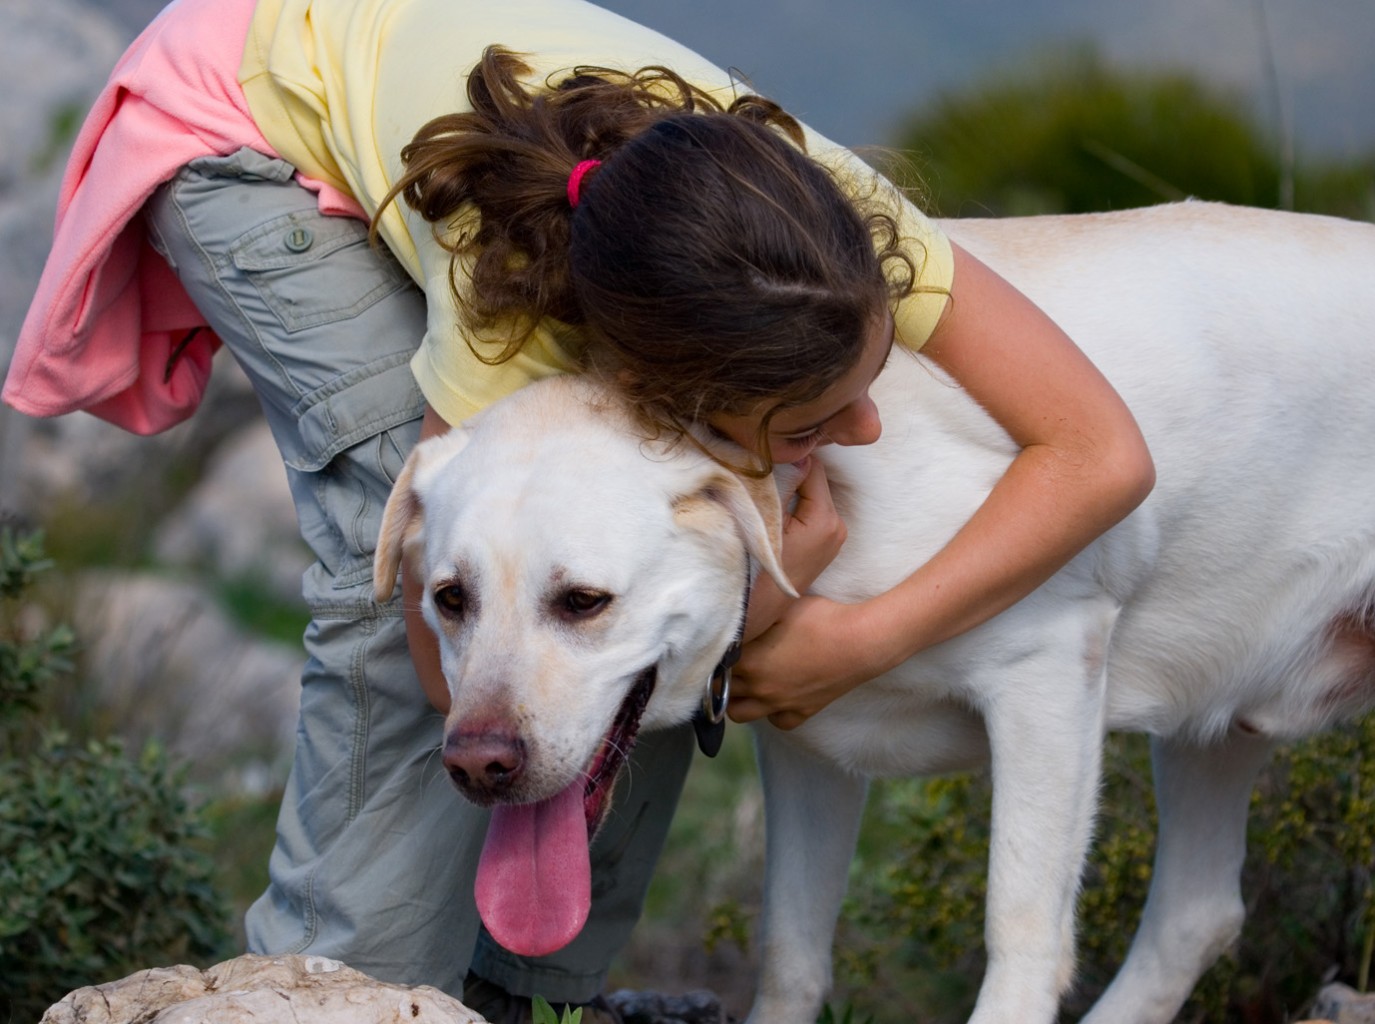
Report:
433,584,466,617
561,589,611,617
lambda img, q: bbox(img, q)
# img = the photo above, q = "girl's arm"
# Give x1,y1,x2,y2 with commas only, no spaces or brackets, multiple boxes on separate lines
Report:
742,456,849,640
728,242,1157,729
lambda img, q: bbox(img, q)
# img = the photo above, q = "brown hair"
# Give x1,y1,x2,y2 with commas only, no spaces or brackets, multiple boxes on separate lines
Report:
380,47,917,453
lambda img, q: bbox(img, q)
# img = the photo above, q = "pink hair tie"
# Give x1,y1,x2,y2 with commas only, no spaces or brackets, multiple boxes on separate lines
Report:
567,159,602,208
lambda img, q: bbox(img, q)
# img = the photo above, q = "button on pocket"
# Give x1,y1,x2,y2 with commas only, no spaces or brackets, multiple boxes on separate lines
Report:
284,226,314,252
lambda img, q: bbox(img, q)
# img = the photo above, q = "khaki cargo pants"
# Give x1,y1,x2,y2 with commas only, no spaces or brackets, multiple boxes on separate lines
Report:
144,147,695,1003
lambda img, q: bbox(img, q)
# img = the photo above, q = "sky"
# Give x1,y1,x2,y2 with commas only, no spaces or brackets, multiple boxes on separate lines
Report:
97,0,1374,161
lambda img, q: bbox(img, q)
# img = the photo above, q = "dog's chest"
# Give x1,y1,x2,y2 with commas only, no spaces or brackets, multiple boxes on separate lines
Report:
793,678,991,777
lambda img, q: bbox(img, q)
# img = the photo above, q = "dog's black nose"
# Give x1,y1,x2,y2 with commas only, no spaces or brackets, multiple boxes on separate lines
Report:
444,731,526,799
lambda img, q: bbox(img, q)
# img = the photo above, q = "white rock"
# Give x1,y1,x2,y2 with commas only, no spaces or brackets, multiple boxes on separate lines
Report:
73,570,302,793
40,954,486,1024
0,0,123,194
155,417,311,603
1311,982,1375,1024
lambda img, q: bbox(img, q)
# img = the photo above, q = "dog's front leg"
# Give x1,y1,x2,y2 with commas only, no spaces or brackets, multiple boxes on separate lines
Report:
1080,730,1275,1024
966,617,1111,1024
745,726,869,1024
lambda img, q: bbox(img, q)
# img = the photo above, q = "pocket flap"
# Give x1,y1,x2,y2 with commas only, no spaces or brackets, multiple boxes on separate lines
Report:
231,211,377,272
283,353,426,472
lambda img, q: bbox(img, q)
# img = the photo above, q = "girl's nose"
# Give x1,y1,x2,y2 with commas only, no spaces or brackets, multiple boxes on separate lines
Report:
828,395,882,447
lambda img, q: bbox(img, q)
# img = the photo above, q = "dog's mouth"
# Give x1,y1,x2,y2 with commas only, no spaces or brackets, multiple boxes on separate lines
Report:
473,663,658,960
581,664,657,832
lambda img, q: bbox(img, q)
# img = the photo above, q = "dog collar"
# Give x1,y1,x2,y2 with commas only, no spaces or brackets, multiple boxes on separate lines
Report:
691,558,752,757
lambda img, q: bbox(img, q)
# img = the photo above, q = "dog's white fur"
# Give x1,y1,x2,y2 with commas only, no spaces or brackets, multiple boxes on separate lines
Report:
376,201,1375,1024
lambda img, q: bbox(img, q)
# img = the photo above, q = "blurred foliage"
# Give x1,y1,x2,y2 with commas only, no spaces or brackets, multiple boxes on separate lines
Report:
834,722,1375,1024
703,897,752,957
0,530,74,728
214,574,312,646
886,49,1375,220
817,1002,875,1024
198,792,279,951
29,102,84,177
0,529,233,1023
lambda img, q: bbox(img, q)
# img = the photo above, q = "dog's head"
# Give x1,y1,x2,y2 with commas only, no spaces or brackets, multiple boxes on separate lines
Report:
373,375,793,956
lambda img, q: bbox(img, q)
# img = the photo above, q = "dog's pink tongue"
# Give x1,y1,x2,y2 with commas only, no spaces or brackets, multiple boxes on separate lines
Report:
475,780,591,957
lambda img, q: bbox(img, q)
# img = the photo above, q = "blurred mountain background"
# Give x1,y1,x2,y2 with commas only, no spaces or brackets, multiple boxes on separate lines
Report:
72,0,1375,218
88,0,1375,159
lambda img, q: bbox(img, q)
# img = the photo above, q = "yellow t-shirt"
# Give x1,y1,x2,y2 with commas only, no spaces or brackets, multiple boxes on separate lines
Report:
239,0,953,424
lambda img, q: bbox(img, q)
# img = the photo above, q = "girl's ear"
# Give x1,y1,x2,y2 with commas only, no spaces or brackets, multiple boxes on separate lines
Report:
373,429,471,601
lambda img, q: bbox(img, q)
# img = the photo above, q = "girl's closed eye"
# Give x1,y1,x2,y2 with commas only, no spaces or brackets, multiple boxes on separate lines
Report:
780,426,827,449
770,425,830,463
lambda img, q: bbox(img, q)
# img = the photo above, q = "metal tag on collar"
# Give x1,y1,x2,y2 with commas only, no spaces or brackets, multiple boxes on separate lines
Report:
693,638,738,757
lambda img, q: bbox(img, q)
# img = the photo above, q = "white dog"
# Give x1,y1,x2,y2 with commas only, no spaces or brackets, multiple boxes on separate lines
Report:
374,201,1375,1024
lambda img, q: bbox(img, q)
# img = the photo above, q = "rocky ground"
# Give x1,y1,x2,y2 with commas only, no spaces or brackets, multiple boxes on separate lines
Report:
39,954,745,1024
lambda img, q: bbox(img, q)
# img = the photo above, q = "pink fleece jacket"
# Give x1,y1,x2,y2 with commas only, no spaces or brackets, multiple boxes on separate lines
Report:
3,0,363,435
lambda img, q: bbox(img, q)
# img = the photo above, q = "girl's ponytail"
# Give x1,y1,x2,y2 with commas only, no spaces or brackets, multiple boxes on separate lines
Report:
381,46,915,442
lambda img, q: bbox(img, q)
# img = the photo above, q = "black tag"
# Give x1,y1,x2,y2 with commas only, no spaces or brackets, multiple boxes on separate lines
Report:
693,706,726,757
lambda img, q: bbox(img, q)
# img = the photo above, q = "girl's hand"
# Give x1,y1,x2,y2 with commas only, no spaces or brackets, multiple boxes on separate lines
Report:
743,457,847,641
731,595,892,730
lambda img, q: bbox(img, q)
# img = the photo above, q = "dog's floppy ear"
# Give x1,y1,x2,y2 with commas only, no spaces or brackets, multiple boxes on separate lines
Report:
675,469,798,598
373,429,471,602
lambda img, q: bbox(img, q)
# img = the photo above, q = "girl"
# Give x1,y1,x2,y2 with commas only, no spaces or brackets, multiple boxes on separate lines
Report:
4,0,1153,1018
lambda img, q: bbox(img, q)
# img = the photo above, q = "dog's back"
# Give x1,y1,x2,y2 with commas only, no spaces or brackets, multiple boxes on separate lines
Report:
810,202,1375,757
744,203,1375,1024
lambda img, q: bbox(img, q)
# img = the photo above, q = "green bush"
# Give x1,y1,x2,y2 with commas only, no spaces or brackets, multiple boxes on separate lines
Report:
0,530,73,726
0,528,233,1023
888,50,1375,220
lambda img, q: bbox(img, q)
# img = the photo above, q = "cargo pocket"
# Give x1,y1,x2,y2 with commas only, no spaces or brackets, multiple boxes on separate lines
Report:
230,209,411,334
280,354,427,590
217,202,428,590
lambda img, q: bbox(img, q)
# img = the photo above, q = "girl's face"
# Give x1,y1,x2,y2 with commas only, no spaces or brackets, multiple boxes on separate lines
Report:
707,313,895,466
